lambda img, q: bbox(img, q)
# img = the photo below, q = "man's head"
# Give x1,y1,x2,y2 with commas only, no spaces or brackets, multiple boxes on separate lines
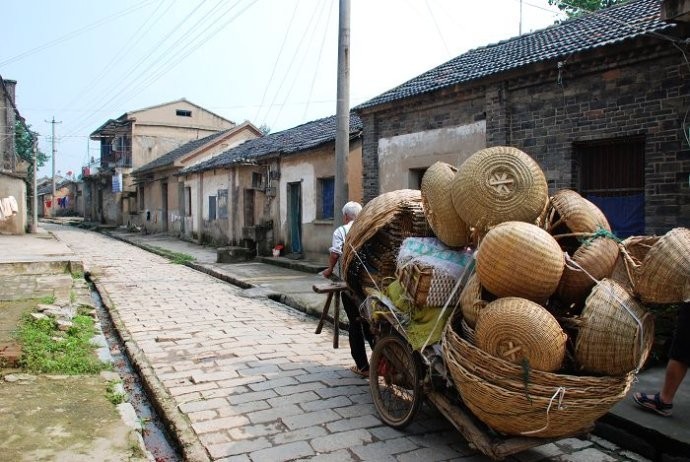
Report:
342,201,362,222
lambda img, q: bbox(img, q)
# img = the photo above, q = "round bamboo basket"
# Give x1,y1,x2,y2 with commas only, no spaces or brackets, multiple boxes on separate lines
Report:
443,325,634,437
574,278,655,375
635,227,690,304
421,161,471,247
476,221,565,302
547,189,611,235
556,236,619,305
475,297,567,372
459,273,490,328
450,146,548,231
342,190,433,297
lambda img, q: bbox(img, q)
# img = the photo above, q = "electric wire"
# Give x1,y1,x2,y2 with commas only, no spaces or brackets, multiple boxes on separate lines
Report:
262,0,323,129
425,0,452,59
0,0,158,68
302,1,335,120
254,2,301,124
270,0,329,129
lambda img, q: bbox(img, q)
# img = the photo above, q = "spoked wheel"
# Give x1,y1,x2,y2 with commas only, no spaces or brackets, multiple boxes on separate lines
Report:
369,334,423,429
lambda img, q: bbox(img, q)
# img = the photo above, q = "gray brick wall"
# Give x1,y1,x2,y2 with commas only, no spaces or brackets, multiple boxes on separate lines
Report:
358,43,690,234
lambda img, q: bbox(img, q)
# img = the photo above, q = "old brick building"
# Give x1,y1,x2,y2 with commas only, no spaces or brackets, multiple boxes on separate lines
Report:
355,0,689,236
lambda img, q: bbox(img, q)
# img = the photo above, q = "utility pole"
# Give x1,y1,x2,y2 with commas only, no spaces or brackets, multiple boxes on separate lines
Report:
334,0,350,228
45,116,62,217
31,138,38,233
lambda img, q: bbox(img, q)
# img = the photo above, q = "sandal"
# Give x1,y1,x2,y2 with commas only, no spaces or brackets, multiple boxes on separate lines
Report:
350,365,369,378
633,392,673,416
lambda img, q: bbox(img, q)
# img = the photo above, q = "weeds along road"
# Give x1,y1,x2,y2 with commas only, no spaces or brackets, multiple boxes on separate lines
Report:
46,225,645,462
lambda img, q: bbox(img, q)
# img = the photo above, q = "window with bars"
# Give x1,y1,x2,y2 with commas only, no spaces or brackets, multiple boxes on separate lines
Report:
317,177,335,219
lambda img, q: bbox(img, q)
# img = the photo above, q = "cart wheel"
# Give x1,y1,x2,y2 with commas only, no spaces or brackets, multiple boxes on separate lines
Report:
369,334,423,429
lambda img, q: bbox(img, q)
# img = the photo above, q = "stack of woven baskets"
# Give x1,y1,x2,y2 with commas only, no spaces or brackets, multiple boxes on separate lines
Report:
345,145,690,438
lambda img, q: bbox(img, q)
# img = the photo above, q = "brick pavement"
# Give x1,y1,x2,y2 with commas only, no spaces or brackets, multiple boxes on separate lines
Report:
47,226,649,462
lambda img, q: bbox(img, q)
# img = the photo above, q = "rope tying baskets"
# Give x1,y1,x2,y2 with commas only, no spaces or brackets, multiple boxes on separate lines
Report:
442,325,634,438
476,221,564,302
556,236,619,305
610,235,659,293
573,278,655,376
450,146,548,231
475,297,567,372
421,161,471,247
342,190,433,297
635,227,690,304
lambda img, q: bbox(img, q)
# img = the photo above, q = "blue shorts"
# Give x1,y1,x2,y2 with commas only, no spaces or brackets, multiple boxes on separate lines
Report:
669,302,690,365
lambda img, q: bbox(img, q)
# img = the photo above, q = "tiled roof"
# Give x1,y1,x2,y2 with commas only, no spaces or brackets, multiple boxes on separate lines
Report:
180,113,363,175
132,129,234,175
356,0,676,111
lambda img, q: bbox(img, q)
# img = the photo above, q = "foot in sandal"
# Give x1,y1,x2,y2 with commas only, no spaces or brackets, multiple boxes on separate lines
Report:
350,365,369,378
633,392,673,416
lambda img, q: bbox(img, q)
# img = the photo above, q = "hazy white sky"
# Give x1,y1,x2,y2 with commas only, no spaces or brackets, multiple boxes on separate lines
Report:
0,0,564,178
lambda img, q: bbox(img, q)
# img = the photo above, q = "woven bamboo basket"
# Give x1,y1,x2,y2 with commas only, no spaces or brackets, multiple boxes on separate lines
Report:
450,146,548,232
476,221,565,302
635,227,690,304
556,236,619,305
573,278,655,376
443,325,634,437
546,189,611,235
396,262,462,308
342,190,433,297
421,161,471,247
459,273,491,328
610,235,659,293
475,297,567,372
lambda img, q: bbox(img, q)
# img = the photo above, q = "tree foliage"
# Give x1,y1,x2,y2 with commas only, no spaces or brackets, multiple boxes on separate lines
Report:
15,121,48,168
548,0,627,18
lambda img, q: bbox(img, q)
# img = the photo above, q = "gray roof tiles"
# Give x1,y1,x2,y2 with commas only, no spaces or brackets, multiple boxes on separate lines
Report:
356,0,676,111
180,113,362,175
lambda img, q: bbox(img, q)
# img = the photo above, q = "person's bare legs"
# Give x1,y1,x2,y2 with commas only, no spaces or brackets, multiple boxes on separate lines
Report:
660,359,688,404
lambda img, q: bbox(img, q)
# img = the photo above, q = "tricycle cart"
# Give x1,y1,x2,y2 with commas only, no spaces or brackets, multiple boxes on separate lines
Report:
362,298,586,461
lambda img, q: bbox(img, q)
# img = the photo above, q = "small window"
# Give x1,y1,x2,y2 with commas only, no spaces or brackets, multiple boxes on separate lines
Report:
208,196,217,220
317,177,335,220
408,167,427,190
176,109,192,117
217,189,228,219
251,172,264,189
184,187,192,217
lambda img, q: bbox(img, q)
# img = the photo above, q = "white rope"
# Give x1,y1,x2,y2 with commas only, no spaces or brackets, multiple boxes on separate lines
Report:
563,252,645,372
348,242,381,293
520,386,566,436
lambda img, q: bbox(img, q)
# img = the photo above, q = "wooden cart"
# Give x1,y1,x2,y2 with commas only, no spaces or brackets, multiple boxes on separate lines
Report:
364,304,587,460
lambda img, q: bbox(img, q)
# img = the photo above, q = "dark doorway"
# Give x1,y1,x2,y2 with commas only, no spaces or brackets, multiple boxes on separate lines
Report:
161,182,168,232
287,182,303,255
575,136,645,238
244,189,255,227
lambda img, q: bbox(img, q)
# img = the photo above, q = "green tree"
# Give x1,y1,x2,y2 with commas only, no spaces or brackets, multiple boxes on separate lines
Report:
548,0,627,18
15,121,47,168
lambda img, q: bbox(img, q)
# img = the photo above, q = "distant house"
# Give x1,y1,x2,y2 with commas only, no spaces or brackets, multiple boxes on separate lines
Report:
355,0,690,237
131,122,262,234
179,113,363,257
38,178,82,218
82,99,235,226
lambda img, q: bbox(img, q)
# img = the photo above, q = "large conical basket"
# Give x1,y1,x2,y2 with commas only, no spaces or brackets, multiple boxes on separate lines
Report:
421,161,471,247
573,278,655,376
475,297,567,372
635,227,690,304
476,221,564,302
342,190,433,297
556,236,619,305
443,325,634,438
450,146,548,232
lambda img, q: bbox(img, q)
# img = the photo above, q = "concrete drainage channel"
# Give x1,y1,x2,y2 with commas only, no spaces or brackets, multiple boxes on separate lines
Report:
88,277,182,462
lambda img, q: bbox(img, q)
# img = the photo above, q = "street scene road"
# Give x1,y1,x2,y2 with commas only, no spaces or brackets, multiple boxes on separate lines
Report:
29,224,656,462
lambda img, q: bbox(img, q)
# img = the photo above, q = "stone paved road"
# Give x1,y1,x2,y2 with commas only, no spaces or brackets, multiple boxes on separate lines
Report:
49,226,648,462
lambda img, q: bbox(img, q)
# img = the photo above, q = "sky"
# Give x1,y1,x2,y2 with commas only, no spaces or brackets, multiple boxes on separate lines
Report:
0,0,565,179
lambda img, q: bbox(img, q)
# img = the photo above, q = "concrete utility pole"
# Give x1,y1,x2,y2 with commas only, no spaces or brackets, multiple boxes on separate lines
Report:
31,139,38,233
334,0,350,227
45,116,62,217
